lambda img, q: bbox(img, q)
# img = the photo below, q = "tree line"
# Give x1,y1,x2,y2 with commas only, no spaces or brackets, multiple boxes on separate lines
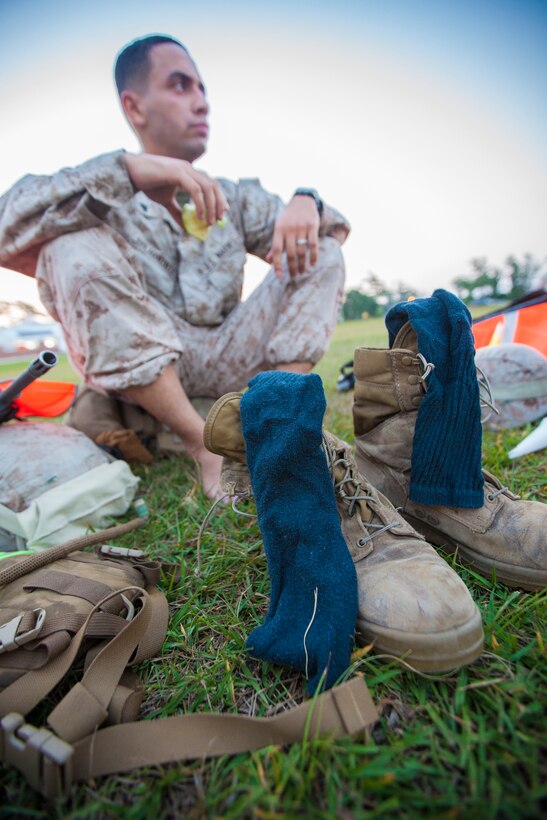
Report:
342,254,545,320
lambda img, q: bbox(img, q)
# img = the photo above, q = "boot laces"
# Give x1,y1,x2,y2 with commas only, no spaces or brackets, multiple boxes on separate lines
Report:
476,364,500,424
415,353,500,425
484,471,511,501
322,437,400,545
415,352,435,382
486,486,507,502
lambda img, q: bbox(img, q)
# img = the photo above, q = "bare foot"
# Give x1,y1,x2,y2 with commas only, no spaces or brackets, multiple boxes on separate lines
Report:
195,447,225,500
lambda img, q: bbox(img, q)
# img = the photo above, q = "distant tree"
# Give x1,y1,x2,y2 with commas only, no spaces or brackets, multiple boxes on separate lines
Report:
452,277,476,303
505,253,541,299
342,273,422,319
361,272,392,306
469,257,503,298
452,253,544,304
342,289,379,320
392,280,419,305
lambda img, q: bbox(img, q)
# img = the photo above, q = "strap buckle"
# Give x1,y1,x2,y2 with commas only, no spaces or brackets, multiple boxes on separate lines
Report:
0,713,73,798
100,545,145,559
0,608,46,655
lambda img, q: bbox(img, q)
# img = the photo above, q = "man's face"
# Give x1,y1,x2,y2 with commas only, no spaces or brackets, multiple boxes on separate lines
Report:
135,43,209,162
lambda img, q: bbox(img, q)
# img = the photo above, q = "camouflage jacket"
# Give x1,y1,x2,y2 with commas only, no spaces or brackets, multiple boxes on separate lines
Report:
0,151,350,326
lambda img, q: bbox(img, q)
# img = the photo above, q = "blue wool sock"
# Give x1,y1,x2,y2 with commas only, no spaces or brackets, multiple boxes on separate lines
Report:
385,288,483,508
240,371,358,694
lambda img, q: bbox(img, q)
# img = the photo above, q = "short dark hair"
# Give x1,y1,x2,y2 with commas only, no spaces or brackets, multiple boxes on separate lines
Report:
114,34,188,95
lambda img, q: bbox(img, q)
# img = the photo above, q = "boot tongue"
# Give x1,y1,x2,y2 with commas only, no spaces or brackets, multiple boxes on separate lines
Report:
204,393,246,463
391,320,418,353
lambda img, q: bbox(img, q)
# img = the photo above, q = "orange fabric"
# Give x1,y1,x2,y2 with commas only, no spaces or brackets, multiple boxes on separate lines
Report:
512,303,547,356
0,380,76,418
472,303,547,356
472,316,499,350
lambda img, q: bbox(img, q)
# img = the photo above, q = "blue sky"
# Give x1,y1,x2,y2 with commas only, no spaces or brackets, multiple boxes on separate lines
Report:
1,0,546,304
2,0,545,140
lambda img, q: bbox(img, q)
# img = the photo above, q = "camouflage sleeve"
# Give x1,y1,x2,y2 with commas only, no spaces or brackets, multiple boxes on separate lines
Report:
233,178,351,260
319,201,352,241
234,178,284,261
0,150,135,277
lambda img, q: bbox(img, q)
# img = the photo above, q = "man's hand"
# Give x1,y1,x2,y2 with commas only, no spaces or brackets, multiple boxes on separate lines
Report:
124,152,228,224
266,195,320,279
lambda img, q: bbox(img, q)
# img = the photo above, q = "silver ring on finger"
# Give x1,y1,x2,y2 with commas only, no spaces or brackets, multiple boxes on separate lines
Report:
295,238,309,247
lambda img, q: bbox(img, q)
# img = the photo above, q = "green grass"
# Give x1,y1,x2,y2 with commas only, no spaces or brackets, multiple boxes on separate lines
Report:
1,321,546,818
0,355,80,385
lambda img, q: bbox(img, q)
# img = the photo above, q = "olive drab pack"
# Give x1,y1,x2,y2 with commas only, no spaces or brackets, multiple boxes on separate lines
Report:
0,522,378,799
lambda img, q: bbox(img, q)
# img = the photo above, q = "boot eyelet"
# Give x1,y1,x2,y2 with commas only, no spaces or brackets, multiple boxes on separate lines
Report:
357,537,366,546
486,493,494,502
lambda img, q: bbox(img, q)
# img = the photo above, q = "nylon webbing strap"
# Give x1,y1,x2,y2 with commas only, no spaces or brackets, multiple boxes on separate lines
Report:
0,585,148,717
47,587,164,743
0,676,377,797
70,675,377,778
0,517,379,798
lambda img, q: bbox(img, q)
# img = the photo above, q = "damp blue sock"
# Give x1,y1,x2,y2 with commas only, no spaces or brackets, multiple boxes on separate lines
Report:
240,371,358,694
385,288,483,508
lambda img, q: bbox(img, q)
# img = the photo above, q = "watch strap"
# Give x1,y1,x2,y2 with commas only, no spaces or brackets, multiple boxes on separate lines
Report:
293,187,324,216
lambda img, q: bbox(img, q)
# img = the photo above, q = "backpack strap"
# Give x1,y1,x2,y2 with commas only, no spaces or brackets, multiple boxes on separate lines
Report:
74,674,377,773
47,586,167,743
0,584,156,718
0,675,377,799
0,522,379,799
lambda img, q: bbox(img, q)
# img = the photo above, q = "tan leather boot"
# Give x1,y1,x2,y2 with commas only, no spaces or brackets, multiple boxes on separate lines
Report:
353,321,547,591
204,393,484,672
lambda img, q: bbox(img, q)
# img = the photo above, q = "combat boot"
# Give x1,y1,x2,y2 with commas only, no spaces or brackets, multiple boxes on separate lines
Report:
204,393,484,672
353,322,547,591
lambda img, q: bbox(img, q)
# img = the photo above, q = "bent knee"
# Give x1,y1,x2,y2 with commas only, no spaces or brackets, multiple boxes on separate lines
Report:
313,235,345,288
317,235,344,266
38,225,123,277
36,225,137,308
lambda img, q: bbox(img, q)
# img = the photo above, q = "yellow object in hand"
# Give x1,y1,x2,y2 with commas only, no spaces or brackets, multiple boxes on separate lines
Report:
182,203,226,241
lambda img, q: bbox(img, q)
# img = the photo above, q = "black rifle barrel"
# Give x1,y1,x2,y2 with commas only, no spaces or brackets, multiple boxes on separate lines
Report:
0,350,58,414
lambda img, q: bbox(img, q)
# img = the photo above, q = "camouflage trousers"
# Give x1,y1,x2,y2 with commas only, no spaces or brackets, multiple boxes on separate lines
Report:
36,225,345,398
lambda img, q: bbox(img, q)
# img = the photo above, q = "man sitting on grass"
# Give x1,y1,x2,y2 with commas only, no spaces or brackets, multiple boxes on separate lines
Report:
0,34,350,498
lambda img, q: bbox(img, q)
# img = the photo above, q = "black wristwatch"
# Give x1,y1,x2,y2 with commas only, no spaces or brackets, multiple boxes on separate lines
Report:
293,187,324,216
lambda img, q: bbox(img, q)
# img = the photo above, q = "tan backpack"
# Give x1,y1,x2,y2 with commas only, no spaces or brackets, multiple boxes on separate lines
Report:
0,521,377,799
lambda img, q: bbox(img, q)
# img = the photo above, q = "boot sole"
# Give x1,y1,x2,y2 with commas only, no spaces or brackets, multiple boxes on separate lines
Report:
356,607,484,673
405,514,547,592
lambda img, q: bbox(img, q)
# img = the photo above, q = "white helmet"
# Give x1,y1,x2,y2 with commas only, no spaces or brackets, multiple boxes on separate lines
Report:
476,342,547,430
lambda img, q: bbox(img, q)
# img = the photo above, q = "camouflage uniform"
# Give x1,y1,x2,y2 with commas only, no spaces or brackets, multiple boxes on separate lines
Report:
0,151,349,398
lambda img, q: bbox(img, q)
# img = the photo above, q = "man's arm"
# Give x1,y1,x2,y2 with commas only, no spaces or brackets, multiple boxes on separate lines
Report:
0,151,135,276
0,151,229,277
236,179,351,278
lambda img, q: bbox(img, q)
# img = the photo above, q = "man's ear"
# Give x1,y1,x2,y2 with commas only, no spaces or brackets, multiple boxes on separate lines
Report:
120,89,146,129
